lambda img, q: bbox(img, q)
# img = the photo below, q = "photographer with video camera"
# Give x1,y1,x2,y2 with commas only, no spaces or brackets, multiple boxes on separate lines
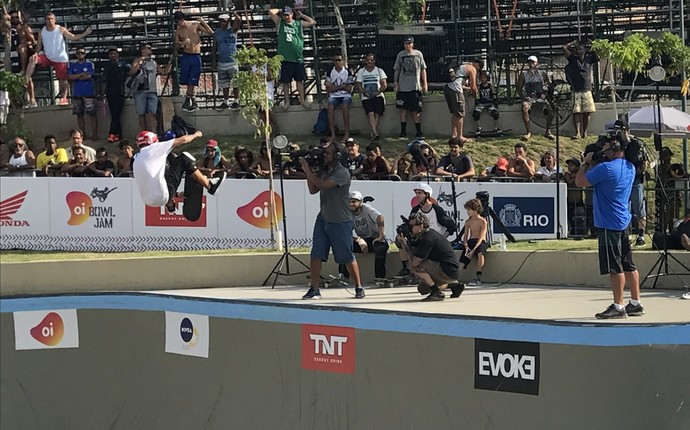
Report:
575,130,643,319
396,212,464,302
300,141,365,300
395,183,457,276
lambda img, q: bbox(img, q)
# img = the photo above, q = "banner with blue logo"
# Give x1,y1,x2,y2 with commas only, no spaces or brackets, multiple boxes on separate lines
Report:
493,197,554,234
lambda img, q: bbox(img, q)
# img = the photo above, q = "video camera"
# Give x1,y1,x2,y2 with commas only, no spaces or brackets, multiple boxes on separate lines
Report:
289,146,326,170
588,127,647,168
475,191,491,218
396,215,414,243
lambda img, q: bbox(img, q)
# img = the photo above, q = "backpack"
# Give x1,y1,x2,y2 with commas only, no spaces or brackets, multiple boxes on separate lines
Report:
171,115,196,137
124,68,147,93
624,136,649,169
312,108,329,134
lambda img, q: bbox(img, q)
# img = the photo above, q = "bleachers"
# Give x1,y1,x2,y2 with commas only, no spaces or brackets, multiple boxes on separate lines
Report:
10,0,687,106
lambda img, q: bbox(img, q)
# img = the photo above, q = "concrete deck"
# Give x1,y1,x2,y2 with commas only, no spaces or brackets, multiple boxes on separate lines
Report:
153,283,690,325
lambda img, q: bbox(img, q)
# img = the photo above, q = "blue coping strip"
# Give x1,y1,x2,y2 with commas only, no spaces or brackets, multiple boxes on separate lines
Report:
1,293,689,346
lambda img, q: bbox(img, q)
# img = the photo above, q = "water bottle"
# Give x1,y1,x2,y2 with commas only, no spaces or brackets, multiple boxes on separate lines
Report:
498,234,506,251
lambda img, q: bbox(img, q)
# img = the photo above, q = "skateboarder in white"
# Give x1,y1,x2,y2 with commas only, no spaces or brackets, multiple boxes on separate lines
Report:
132,130,225,212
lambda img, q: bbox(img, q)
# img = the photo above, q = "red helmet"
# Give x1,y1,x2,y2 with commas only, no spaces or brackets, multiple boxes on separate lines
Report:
136,131,159,147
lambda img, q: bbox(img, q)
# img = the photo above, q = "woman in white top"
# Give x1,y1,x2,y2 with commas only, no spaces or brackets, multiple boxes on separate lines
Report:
535,148,563,182
4,136,36,177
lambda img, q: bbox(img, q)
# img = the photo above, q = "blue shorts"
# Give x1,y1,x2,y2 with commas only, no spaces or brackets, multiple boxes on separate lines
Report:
134,91,158,115
279,61,307,84
328,96,352,107
311,214,355,265
179,53,202,86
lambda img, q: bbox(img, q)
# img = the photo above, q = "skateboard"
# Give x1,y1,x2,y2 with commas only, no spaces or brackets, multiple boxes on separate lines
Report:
307,274,349,289
182,177,203,221
471,128,512,138
374,275,417,288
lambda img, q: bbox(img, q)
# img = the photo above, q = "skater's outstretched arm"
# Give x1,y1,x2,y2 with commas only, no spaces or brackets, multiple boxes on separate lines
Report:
172,130,203,147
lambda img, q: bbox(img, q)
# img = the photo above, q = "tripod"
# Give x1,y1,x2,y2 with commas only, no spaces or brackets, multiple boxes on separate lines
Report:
485,205,516,244
262,149,310,288
642,153,690,288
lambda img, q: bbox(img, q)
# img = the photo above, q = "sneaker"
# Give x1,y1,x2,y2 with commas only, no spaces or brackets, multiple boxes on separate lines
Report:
422,291,445,302
595,304,627,319
544,132,556,141
635,236,645,246
468,278,482,287
521,133,531,141
207,171,226,195
625,302,644,316
476,127,483,134
58,97,69,106
217,102,229,110
182,98,192,112
107,134,117,143
415,132,424,138
396,267,411,277
417,283,431,295
398,132,407,138
449,282,466,298
230,101,240,110
190,99,199,111
354,287,365,299
302,287,322,300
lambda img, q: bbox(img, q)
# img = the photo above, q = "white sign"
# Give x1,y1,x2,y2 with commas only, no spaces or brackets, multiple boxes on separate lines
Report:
165,312,209,358
13,309,79,350
0,177,50,235
49,178,133,237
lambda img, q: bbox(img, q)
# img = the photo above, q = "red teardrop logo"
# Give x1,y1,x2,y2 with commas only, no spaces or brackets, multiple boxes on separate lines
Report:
30,312,65,346
237,191,283,229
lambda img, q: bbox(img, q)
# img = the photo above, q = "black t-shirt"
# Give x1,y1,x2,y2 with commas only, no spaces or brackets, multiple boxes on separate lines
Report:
438,153,474,175
102,61,131,96
342,153,366,175
565,52,597,91
477,82,494,103
88,160,116,176
412,229,460,278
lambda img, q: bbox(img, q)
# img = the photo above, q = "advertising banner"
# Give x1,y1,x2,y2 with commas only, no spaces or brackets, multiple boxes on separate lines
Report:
165,312,209,358
0,178,568,251
302,324,355,374
49,178,133,237
14,309,79,350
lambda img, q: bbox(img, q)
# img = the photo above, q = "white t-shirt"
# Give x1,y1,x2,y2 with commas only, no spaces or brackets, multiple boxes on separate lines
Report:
133,139,175,206
356,66,387,100
41,25,69,63
352,203,382,239
67,143,97,163
419,206,447,236
326,67,353,98
536,165,563,178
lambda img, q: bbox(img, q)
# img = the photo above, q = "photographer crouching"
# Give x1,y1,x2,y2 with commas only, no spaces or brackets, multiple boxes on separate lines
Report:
396,213,464,302
300,141,365,300
575,131,643,319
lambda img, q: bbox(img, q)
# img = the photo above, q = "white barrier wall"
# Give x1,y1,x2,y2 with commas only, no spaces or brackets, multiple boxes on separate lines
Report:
0,177,568,251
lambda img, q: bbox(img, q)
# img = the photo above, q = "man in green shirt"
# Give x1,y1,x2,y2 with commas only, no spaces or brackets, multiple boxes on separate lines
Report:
268,6,316,110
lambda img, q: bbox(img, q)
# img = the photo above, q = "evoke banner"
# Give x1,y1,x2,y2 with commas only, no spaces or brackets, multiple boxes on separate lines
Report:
474,338,540,395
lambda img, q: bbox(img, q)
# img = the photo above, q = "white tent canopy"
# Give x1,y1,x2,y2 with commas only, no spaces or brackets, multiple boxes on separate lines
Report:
606,106,690,137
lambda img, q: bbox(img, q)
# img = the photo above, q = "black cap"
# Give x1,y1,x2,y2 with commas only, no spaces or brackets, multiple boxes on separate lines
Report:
660,146,674,156
566,157,581,168
107,46,119,53
404,36,414,43
173,11,185,21
282,6,293,15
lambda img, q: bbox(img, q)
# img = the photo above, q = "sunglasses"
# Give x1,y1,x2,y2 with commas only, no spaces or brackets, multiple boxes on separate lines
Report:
77,51,86,55
334,59,343,62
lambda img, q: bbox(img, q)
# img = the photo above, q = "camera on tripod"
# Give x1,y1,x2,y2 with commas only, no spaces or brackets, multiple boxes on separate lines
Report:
475,191,490,217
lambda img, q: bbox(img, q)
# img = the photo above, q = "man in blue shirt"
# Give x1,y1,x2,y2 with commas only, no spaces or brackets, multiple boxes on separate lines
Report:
213,11,241,110
576,132,643,319
68,48,97,140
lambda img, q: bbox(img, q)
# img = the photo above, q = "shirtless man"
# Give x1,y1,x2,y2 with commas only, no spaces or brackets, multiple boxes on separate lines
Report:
507,142,535,180
458,198,488,286
8,10,37,106
116,140,134,177
174,11,213,112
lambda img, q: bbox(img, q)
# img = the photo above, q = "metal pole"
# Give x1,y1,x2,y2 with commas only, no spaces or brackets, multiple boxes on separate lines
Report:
309,0,321,103
679,0,688,177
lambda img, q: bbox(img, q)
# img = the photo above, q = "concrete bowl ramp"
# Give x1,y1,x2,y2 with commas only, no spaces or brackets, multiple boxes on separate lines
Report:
1,283,689,430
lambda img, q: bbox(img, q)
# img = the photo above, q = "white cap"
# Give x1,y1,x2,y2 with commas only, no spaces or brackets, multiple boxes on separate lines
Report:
349,191,362,201
218,13,230,20
527,55,538,63
413,183,433,197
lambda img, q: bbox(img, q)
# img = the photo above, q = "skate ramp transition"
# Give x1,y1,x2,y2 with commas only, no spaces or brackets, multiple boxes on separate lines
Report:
1,288,689,430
